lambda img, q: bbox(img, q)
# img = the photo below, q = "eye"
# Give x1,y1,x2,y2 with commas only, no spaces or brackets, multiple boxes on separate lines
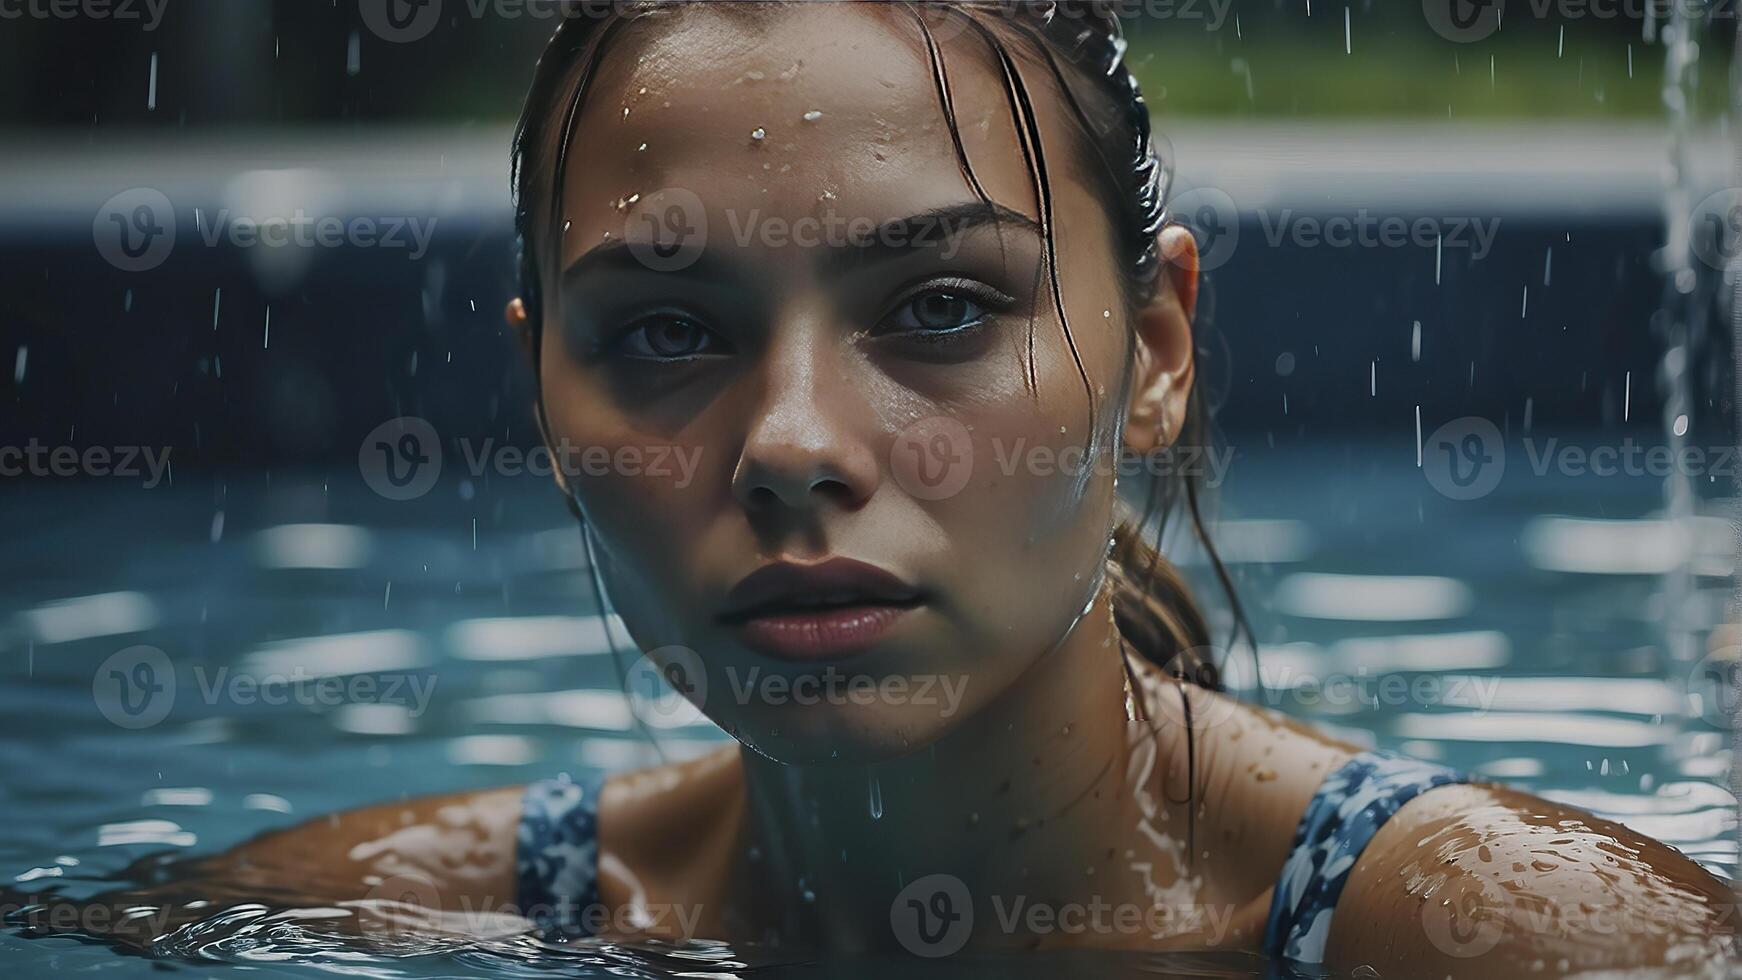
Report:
614,314,721,361
885,289,991,335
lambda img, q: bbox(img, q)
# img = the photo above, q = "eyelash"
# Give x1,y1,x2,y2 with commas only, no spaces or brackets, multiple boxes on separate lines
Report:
877,277,1017,342
597,276,1016,364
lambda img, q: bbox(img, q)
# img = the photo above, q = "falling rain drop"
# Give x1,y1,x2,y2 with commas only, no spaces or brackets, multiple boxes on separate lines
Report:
147,52,157,110
868,777,883,820
13,346,26,385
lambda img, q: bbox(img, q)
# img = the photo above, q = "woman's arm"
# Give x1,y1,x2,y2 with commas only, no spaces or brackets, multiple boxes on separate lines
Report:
1326,782,1736,975
7,786,527,948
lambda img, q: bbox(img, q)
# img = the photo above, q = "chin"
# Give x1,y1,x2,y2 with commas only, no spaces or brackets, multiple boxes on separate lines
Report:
724,701,971,767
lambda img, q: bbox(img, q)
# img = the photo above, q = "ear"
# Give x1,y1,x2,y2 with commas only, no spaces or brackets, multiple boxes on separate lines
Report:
1123,225,1199,455
506,298,535,360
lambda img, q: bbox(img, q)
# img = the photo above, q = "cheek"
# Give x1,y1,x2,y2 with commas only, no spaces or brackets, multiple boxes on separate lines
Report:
539,364,720,600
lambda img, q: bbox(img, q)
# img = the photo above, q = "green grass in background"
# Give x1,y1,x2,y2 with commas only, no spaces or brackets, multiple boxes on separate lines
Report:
1127,27,1732,119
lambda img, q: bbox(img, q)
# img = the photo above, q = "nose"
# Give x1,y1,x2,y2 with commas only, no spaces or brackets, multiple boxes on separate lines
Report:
731,330,879,515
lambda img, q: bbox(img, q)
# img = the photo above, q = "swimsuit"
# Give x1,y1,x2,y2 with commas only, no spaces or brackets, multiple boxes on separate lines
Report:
516,749,1467,964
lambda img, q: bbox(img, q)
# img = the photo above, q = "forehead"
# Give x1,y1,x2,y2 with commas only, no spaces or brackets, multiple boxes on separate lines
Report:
551,2,1105,270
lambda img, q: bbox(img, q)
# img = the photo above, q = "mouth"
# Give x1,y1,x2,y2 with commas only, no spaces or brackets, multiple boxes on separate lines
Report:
718,557,925,661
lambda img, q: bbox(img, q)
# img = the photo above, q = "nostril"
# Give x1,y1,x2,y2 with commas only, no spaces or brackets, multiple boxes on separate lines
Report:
809,476,855,503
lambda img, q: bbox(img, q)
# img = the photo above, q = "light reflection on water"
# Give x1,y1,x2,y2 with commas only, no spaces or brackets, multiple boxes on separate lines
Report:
0,442,1734,976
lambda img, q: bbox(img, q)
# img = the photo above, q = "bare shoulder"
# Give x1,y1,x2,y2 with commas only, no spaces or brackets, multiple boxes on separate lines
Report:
1131,659,1358,897
595,744,747,931
1326,781,1735,974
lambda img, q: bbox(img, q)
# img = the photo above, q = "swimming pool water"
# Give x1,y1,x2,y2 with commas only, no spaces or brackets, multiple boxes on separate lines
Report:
0,438,1734,977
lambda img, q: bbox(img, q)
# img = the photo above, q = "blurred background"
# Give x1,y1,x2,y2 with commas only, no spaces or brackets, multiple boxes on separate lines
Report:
0,1,1739,973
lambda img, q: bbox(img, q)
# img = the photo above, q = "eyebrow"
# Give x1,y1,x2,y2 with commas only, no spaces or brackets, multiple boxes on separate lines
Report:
559,201,1041,286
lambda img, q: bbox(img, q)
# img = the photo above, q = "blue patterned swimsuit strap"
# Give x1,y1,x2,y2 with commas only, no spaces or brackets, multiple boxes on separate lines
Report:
517,771,608,938
1262,750,1470,964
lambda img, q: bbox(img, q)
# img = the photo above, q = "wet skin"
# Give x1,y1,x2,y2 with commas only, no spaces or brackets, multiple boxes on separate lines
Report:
12,4,1733,974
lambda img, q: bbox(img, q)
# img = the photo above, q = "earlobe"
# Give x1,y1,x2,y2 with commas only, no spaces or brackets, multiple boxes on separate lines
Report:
1123,225,1201,455
506,298,535,357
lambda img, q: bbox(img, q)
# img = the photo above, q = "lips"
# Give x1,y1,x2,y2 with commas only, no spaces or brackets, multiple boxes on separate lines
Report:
718,557,923,661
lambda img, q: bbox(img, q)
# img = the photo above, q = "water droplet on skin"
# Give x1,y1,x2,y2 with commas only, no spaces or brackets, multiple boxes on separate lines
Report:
803,109,823,122
750,127,767,141
637,142,648,152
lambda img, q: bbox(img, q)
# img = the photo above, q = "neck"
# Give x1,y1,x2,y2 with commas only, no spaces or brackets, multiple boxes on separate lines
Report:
738,586,1167,952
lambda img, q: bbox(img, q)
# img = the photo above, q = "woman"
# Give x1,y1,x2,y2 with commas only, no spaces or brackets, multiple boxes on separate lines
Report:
27,1,1735,973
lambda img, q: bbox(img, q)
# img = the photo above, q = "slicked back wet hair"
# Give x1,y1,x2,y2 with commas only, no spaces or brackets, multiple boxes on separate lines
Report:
511,0,1255,855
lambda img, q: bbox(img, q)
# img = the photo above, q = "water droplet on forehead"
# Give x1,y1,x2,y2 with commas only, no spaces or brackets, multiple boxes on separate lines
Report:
750,127,767,142
803,110,823,122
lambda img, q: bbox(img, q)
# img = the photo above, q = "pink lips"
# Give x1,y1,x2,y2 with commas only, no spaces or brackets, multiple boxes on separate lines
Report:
717,557,923,661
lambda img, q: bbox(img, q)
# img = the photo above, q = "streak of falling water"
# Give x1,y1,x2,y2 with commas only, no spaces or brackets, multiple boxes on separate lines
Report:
868,776,883,820
1726,9,1742,944
1657,5,1702,669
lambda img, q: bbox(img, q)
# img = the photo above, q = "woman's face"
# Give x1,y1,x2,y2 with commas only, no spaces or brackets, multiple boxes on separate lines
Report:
526,4,1189,764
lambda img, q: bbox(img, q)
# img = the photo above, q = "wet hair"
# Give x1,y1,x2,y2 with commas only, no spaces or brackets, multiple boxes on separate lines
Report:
510,0,1253,840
